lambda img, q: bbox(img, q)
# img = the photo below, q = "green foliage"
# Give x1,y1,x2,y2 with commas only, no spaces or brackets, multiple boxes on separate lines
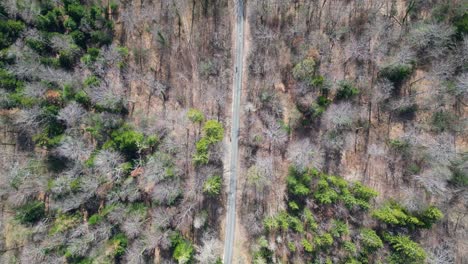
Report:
450,163,468,187
288,201,300,211
302,239,314,253
193,119,224,165
33,105,66,148
343,241,357,255
287,166,312,197
351,182,378,202
0,20,26,49
84,75,100,87
453,12,468,35
379,64,413,86
288,216,304,233
330,220,349,238
15,201,46,224
359,228,383,250
311,75,325,87
315,233,334,248
203,175,222,196
418,206,443,228
170,232,194,263
37,8,65,33
59,46,80,69
336,81,359,100
0,68,20,91
372,202,421,227
388,139,410,154
431,110,457,132
187,108,204,123
108,233,128,257
49,212,81,234
81,47,100,65
203,120,224,143
260,168,441,263
288,241,296,252
103,125,156,158
385,234,426,264
26,37,49,54
87,214,102,225
74,90,91,105
293,58,316,83
302,208,318,230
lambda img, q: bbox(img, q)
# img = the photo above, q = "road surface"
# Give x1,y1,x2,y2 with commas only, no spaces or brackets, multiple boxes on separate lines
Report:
223,0,244,263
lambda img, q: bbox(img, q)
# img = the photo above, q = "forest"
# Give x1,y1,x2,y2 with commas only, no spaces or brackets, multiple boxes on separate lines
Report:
0,0,466,264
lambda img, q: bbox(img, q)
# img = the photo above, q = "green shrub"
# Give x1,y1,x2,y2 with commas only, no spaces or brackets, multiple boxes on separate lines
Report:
315,233,334,248
302,208,318,230
372,202,421,227
453,12,468,35
450,164,468,187
287,241,296,252
104,125,145,157
170,232,194,263
385,234,426,264
87,214,102,225
293,58,316,83
288,216,304,233
0,68,19,91
90,30,112,46
359,228,383,250
379,64,413,86
66,3,86,22
288,201,300,211
418,206,443,228
187,108,204,123
193,120,224,165
311,75,325,87
203,120,224,143
302,239,314,253
330,220,349,238
50,212,81,234
37,8,64,32
81,47,100,65
287,167,312,197
108,233,128,257
336,81,359,100
431,110,457,132
203,175,222,196
388,139,410,154
59,47,80,69
343,241,357,255
63,18,78,31
74,90,91,106
351,182,378,202
15,201,46,224
263,216,279,231
0,20,26,49
70,30,85,47
26,37,49,55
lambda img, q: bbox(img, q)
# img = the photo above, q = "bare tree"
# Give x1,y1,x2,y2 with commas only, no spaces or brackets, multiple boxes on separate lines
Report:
263,118,288,152
56,136,93,162
195,234,223,263
94,149,124,181
427,240,456,264
287,138,324,171
86,82,126,110
407,23,454,58
58,102,87,128
322,102,358,130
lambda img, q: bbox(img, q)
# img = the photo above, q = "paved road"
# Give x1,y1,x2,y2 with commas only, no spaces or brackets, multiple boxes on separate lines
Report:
223,0,244,263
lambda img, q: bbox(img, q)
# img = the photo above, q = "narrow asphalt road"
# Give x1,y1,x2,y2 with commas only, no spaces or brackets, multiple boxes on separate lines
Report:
223,0,244,263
